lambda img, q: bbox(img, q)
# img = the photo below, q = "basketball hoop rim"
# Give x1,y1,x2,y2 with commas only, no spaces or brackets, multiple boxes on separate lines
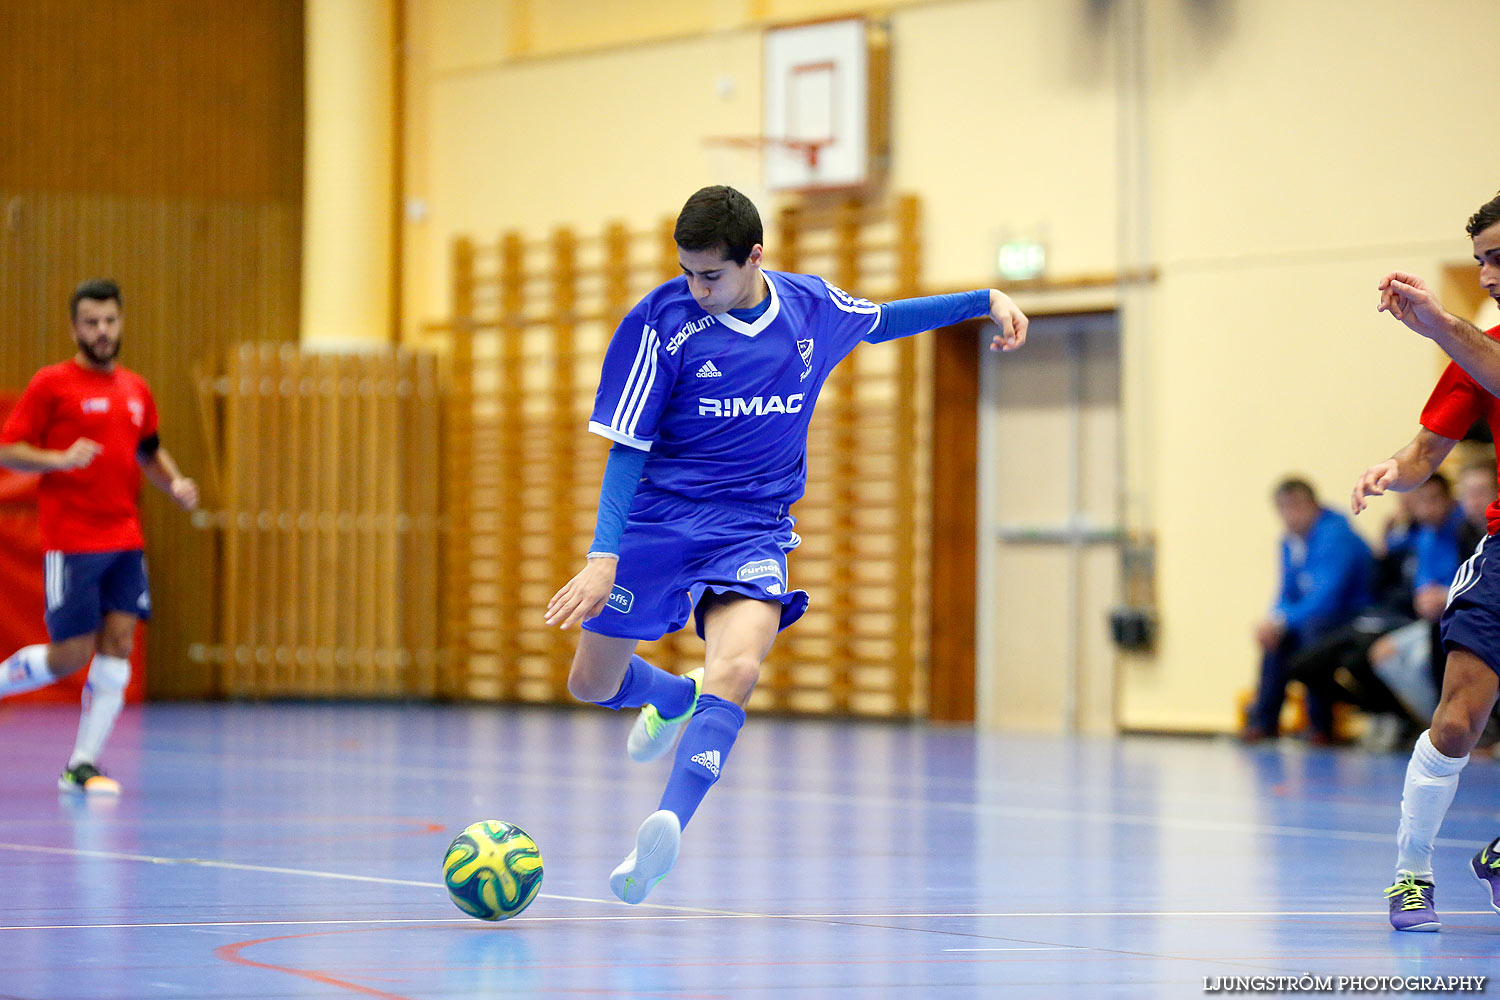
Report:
702,135,831,168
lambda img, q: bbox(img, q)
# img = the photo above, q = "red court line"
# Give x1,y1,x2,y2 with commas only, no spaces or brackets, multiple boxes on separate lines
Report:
215,930,421,1000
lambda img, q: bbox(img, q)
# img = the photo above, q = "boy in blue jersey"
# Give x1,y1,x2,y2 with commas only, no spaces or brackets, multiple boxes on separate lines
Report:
545,185,1028,904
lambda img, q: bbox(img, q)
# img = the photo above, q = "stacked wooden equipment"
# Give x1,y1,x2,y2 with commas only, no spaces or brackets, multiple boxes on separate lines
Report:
194,344,446,697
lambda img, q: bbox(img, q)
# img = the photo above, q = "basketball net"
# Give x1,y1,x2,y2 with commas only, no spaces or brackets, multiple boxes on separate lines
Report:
701,135,832,209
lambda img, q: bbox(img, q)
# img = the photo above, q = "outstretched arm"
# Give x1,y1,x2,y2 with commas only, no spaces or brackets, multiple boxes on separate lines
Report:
1378,271,1500,396
1350,427,1458,516
865,289,1028,351
546,442,647,629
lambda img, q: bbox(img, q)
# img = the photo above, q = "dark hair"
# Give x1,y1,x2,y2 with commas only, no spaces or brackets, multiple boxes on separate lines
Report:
1273,477,1316,503
1419,471,1452,496
1467,191,1500,238
70,278,122,320
673,186,763,265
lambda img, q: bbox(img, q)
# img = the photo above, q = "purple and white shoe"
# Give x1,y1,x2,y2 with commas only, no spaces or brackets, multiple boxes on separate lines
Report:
1385,874,1439,932
1471,838,1500,914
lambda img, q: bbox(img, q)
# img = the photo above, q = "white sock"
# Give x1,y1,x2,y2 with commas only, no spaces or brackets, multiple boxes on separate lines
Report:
0,644,54,698
68,654,130,769
1396,729,1468,878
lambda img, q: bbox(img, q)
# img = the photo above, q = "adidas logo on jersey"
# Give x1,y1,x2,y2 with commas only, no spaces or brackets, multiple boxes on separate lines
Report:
695,360,723,379
691,749,721,777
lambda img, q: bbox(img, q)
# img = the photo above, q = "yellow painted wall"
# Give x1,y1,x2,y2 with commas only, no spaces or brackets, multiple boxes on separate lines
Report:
403,0,1500,730
303,0,394,345
1122,0,1499,730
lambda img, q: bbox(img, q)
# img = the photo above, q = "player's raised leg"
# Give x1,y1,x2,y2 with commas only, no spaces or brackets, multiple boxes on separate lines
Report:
0,633,93,698
611,594,778,904
1388,648,1497,930
569,631,695,716
569,629,700,761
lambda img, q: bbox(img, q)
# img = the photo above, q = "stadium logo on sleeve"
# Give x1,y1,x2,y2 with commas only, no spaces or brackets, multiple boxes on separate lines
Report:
607,585,635,614
797,339,814,381
736,559,784,584
666,316,714,355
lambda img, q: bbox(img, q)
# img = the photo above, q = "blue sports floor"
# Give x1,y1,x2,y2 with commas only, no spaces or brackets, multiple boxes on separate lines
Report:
2,702,1499,999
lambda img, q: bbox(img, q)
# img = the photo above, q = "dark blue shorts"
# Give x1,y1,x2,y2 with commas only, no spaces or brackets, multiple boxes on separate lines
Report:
44,549,151,642
1441,533,1500,676
582,488,810,642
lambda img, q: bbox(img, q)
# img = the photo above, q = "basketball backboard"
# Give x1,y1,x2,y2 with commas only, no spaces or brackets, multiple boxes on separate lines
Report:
762,18,877,193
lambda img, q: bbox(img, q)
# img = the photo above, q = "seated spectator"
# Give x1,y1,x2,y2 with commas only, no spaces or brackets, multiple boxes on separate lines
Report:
1457,462,1497,537
1369,620,1440,744
1243,478,1374,743
1368,465,1494,749
1373,491,1420,620
1291,473,1477,749
1408,471,1476,621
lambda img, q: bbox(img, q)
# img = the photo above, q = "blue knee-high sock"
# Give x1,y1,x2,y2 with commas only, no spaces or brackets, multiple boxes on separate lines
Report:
596,655,695,717
658,694,746,828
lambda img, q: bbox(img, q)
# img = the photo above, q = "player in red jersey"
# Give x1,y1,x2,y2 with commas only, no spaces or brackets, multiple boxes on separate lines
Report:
1351,191,1500,931
0,279,198,794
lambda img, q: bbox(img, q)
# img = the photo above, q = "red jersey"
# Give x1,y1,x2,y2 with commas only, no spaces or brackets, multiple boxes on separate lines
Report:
0,360,158,552
1420,323,1500,535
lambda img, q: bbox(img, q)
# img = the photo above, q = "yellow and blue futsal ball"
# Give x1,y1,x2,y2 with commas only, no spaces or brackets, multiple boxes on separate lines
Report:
443,820,544,921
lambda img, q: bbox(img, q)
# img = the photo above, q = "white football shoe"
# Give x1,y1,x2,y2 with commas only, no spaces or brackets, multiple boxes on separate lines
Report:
609,809,681,905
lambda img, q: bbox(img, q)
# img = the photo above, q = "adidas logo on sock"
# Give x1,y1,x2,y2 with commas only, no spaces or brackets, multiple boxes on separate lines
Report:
695,360,723,378
691,749,721,777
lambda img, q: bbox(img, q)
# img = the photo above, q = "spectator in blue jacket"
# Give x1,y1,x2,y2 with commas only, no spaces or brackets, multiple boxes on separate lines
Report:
1289,474,1478,748
1244,478,1375,743
1410,475,1480,620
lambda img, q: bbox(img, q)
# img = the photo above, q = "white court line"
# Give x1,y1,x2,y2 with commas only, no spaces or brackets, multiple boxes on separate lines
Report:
0,841,1480,930
4,909,1469,934
0,840,754,919
0,915,746,932
943,947,1074,952
110,749,1477,850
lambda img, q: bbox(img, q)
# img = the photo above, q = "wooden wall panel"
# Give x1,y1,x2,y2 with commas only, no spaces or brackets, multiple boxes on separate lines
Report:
197,345,446,698
0,1,303,200
0,2,304,698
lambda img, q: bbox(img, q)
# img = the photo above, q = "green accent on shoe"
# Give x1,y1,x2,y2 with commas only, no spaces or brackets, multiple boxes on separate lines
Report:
58,762,120,795
1385,874,1440,932
1386,875,1431,910
627,668,703,763
645,669,702,733
609,810,681,905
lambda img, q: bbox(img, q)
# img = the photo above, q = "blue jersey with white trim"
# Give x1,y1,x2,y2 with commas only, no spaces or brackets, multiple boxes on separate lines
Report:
588,269,881,506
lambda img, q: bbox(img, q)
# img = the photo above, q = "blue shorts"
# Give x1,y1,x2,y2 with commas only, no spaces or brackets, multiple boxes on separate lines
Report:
1441,533,1500,676
44,549,151,642
583,488,810,642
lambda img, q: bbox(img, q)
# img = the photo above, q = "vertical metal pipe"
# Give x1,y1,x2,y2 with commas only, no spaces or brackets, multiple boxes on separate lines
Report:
1064,326,1083,733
